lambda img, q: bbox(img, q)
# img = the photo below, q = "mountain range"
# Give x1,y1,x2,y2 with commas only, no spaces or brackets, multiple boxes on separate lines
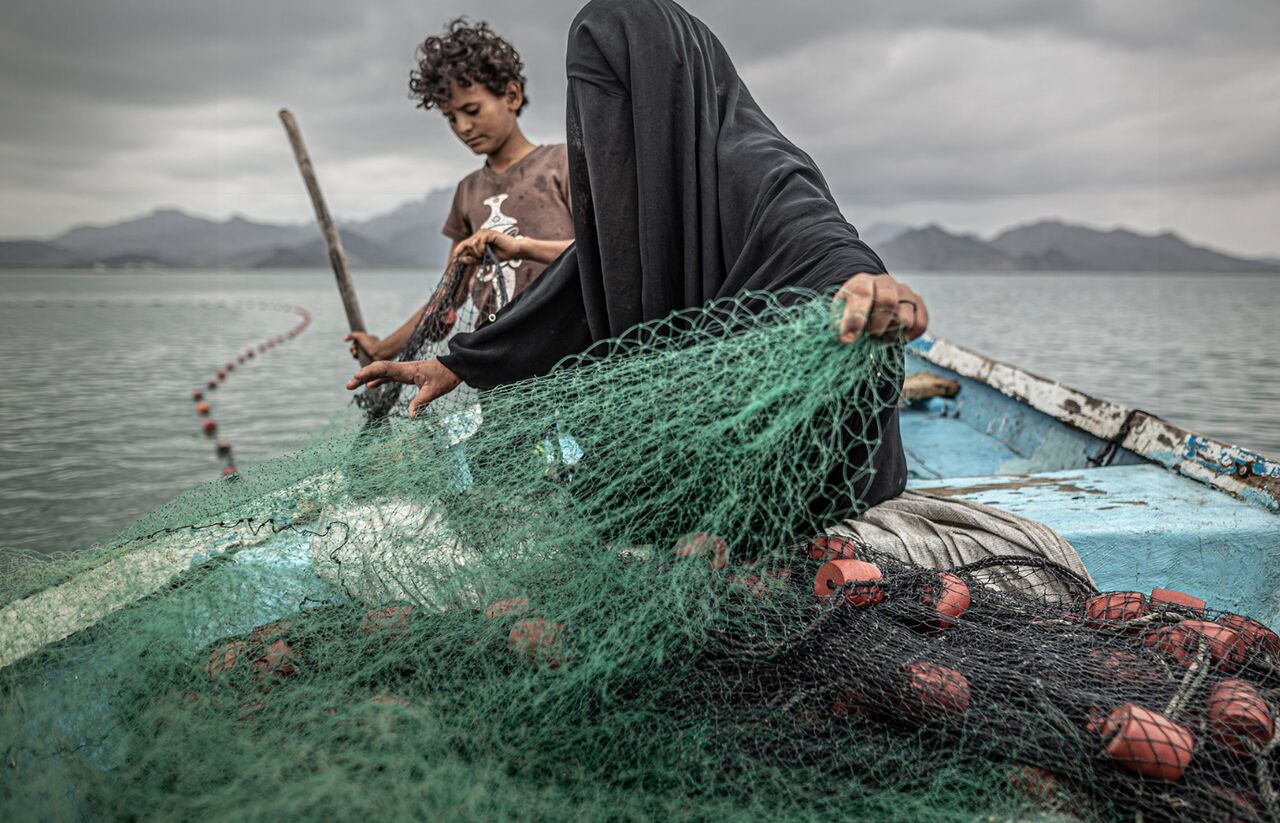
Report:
3,195,1277,273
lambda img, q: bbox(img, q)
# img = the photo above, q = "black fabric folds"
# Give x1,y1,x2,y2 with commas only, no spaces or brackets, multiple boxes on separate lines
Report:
439,0,906,513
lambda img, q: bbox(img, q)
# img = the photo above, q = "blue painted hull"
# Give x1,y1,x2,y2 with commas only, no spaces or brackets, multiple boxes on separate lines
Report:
904,340,1280,628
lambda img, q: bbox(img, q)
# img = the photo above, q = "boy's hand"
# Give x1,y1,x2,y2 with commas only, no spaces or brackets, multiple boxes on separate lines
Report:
453,229,524,266
832,273,929,344
344,331,383,361
346,358,462,418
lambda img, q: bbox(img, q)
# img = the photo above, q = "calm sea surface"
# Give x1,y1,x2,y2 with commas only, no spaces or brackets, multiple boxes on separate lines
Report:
1,269,1276,554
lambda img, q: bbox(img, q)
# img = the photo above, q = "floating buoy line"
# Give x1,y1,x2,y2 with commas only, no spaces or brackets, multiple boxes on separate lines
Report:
4,297,311,476
187,300,312,476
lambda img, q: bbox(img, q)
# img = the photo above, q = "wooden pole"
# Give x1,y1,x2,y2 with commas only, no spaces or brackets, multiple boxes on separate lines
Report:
278,108,372,366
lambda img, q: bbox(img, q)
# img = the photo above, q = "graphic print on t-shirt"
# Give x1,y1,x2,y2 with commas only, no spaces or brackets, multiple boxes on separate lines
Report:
475,194,523,312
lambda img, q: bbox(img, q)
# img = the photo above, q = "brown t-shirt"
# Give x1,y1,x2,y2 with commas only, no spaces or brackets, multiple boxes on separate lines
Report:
443,143,573,320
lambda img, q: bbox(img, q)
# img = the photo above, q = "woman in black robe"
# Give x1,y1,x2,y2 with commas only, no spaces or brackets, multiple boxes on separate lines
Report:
349,0,929,514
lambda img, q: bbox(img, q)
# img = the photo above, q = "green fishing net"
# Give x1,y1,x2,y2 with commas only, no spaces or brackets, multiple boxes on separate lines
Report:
2,291,1277,822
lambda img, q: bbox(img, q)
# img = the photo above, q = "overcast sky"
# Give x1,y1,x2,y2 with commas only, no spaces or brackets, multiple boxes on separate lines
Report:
2,0,1278,256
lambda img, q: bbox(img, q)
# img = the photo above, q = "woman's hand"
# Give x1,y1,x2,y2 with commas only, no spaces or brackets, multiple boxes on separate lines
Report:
346,358,462,418
832,272,929,344
452,229,524,266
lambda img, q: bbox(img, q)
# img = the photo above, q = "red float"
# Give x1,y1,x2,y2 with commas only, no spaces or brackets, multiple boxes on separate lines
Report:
1100,703,1194,781
901,661,970,719
814,559,884,608
1083,592,1149,628
920,572,970,630
484,598,529,620
251,639,296,681
673,532,729,570
1206,680,1274,756
202,419,217,436
204,640,245,681
807,533,859,562
509,618,570,669
191,389,203,401
1217,613,1280,658
1145,620,1243,672
362,605,414,637
1150,588,1206,614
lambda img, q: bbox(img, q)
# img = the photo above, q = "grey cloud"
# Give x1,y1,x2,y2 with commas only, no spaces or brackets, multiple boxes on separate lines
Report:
1,0,1277,256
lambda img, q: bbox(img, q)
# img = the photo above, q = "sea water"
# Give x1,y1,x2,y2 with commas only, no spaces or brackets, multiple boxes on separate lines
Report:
1,269,1276,554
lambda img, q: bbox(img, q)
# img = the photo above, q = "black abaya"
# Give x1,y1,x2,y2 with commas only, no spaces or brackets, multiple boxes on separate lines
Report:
438,0,907,514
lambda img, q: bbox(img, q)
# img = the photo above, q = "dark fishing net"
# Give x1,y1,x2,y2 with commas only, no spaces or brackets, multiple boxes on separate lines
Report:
355,253,492,422
1,291,1277,822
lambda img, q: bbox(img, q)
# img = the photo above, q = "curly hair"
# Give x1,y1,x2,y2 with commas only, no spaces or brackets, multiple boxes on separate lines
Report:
409,18,528,115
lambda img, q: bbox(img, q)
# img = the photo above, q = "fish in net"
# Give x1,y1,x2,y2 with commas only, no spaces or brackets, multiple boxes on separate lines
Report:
1,292,1276,822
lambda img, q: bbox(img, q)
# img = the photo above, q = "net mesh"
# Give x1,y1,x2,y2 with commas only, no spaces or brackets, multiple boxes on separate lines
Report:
2,291,1277,822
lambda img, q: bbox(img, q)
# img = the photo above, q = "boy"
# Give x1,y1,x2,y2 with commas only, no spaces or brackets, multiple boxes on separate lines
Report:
346,18,574,362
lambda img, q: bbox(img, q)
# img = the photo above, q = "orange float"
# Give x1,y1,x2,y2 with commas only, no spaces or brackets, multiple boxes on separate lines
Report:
901,661,970,719
673,532,729,570
249,620,292,645
251,639,296,681
204,640,245,681
1150,588,1205,613
920,572,970,630
484,598,529,620
1145,620,1243,672
1100,703,1194,781
508,618,570,669
1206,680,1274,755
807,533,859,562
1217,613,1280,658
1083,592,1148,627
362,605,414,637
195,401,211,415
814,559,884,608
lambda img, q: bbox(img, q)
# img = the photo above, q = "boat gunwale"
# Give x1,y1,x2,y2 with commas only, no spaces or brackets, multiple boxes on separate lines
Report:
907,336,1280,512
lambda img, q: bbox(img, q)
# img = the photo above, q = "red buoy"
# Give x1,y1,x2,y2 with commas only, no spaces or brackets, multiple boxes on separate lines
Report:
1084,592,1149,628
814,559,884,608
206,379,218,390
1145,620,1243,672
216,369,226,381
484,598,529,620
202,419,217,436
1217,613,1280,659
901,661,970,719
1207,680,1274,755
920,572,970,630
251,639,296,682
1101,703,1194,781
222,465,236,477
1150,588,1206,614
673,532,729,570
807,533,859,562
204,640,245,681
195,401,211,416
508,618,570,669
362,605,414,637
192,389,203,401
